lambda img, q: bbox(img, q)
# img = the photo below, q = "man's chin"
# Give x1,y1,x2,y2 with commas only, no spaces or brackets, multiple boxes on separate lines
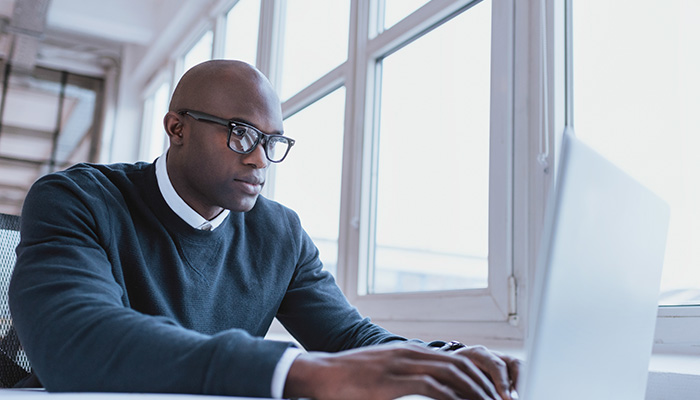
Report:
227,195,259,213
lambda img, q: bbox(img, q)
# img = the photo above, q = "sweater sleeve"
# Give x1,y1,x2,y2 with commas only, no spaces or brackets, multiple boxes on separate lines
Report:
9,171,292,397
275,210,408,352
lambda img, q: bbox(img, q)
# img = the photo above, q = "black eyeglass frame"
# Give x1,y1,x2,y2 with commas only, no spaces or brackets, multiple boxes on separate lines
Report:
177,109,295,163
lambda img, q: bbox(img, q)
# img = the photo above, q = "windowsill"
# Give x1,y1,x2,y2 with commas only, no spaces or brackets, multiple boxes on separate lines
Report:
649,350,700,375
647,351,700,400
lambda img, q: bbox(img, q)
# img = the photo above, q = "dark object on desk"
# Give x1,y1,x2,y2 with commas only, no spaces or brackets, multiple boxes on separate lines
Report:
0,212,31,388
426,340,467,352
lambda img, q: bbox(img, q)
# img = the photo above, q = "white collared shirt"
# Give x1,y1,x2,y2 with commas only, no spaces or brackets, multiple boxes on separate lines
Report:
155,152,229,230
154,152,301,398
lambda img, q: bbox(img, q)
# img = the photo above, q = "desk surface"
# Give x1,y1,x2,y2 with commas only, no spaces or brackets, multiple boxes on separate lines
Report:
0,390,263,399
1,389,432,400
1,391,436,400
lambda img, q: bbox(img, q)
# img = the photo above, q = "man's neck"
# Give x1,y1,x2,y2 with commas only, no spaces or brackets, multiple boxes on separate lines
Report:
155,152,230,229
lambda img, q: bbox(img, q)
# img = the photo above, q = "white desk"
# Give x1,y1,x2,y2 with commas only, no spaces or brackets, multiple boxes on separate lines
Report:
0,391,431,400
0,390,265,399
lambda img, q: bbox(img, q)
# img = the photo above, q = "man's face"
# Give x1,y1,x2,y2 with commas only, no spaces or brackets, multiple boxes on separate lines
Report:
173,85,284,215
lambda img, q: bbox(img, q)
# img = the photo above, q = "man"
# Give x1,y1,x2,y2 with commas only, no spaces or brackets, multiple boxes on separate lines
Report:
9,60,520,400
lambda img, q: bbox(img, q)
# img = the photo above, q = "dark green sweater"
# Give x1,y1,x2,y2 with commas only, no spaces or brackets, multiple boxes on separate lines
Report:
9,161,405,397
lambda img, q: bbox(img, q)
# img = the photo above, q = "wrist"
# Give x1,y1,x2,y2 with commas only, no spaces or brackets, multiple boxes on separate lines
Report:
283,353,326,399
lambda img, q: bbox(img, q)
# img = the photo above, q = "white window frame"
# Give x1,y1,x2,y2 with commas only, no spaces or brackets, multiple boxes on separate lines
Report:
339,0,519,340
259,0,523,341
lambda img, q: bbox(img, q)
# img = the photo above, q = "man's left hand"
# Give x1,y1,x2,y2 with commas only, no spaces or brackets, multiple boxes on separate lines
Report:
453,346,522,400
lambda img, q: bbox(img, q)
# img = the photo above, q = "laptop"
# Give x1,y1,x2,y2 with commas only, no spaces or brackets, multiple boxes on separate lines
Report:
520,129,670,399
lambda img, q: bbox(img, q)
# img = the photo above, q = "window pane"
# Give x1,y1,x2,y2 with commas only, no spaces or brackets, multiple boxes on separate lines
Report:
224,0,260,65
383,0,430,30
183,31,213,74
280,0,350,100
572,1,700,306
371,2,491,293
271,88,346,276
142,81,170,162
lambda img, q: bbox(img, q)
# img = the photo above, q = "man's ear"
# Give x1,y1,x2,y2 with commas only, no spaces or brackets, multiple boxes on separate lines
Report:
164,111,185,146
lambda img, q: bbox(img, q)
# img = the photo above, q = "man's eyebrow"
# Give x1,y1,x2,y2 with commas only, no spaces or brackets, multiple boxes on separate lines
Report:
232,117,284,136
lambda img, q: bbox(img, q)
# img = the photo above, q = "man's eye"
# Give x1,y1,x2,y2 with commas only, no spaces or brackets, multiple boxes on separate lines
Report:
231,127,248,137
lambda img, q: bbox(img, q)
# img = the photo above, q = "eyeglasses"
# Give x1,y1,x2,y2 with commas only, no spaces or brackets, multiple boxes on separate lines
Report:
177,109,295,163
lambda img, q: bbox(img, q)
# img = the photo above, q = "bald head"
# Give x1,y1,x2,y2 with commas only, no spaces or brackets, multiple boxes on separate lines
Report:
169,60,281,122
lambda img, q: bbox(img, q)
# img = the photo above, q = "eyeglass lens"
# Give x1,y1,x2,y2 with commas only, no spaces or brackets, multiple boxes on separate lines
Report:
229,126,257,152
265,136,290,162
228,125,291,162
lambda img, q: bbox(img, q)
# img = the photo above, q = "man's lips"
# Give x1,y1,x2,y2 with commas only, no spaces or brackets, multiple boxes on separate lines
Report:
233,177,264,195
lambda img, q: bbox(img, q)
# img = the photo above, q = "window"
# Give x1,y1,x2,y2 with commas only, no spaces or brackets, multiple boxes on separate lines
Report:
139,29,214,163
269,0,517,334
139,80,170,162
343,0,514,336
278,0,350,100
224,0,261,65
569,1,700,307
382,0,431,30
183,31,214,76
566,0,700,348
369,2,491,294
272,88,346,277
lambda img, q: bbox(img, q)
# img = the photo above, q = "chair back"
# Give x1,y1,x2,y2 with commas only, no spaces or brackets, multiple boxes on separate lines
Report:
0,213,31,387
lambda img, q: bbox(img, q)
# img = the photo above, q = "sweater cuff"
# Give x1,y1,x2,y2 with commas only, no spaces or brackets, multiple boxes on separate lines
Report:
271,347,303,398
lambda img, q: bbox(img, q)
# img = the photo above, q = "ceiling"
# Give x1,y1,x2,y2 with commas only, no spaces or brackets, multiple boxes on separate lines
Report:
0,0,174,215
0,0,173,75
44,0,164,45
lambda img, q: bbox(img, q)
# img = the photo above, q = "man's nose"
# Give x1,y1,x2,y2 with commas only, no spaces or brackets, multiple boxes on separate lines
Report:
242,143,269,169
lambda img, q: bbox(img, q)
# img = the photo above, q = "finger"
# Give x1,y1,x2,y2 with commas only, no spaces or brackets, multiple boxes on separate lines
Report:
394,346,500,398
503,355,523,392
458,346,515,400
394,358,497,400
395,375,461,400
489,351,523,395
450,356,501,400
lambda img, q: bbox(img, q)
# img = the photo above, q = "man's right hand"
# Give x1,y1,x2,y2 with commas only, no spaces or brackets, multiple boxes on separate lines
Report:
283,343,510,400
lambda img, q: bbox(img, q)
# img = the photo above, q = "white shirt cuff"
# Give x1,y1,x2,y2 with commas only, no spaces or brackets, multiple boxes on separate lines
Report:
270,347,303,398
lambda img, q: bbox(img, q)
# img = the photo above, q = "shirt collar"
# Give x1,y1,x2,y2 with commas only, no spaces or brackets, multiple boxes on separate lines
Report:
155,151,229,231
